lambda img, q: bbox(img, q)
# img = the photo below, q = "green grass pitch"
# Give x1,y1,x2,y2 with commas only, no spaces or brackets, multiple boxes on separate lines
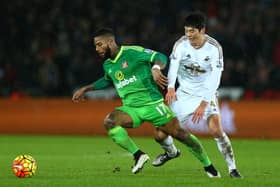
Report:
0,135,279,187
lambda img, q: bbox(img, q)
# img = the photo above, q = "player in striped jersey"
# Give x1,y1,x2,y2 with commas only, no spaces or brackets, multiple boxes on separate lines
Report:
153,12,242,178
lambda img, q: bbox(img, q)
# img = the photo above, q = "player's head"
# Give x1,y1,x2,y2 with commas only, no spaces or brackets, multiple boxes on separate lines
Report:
184,11,207,43
93,27,116,59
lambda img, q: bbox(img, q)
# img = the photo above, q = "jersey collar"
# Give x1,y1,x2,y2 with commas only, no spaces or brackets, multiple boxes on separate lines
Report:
111,46,123,63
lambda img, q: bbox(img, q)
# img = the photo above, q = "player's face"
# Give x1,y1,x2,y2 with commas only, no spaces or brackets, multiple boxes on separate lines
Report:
94,36,112,59
184,26,205,45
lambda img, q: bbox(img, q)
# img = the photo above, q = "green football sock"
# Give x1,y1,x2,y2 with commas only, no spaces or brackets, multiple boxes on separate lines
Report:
185,134,211,167
108,126,139,154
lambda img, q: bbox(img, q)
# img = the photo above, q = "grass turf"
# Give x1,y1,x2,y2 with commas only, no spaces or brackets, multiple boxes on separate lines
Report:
0,135,279,187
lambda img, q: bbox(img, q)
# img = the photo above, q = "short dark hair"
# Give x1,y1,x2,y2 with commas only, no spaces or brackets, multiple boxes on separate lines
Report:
93,27,115,38
184,11,206,30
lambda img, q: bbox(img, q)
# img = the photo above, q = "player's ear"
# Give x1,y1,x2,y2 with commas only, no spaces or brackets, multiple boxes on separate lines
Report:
108,37,115,44
108,38,112,45
200,27,206,34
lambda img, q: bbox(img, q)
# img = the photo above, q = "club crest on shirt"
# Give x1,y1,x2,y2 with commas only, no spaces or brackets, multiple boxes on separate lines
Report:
210,101,216,107
122,61,128,68
204,56,210,62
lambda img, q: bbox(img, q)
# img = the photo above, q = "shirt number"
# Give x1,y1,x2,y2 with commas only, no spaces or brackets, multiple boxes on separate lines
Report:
156,103,167,116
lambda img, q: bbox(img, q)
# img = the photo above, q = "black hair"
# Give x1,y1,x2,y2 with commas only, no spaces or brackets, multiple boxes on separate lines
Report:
93,27,115,38
184,11,207,30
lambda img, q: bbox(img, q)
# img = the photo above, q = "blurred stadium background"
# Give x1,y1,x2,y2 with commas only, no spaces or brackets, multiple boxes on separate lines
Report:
0,0,279,137
1,0,279,99
0,1,280,186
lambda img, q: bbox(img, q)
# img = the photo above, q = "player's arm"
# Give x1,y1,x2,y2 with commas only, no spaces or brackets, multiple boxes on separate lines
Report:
192,47,223,123
165,44,182,104
72,76,112,102
202,47,223,103
134,46,168,88
151,51,168,69
150,51,168,89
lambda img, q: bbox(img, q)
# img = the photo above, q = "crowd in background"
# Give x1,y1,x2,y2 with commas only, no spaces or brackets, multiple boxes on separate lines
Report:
0,0,279,99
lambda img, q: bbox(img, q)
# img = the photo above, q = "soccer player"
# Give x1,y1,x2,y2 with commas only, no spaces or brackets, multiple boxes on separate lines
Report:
152,12,243,178
72,27,220,177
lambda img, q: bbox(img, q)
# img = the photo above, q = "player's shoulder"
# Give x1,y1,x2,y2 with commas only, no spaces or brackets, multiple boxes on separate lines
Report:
205,35,222,50
122,45,144,52
122,45,157,55
205,34,223,59
103,58,112,65
172,35,188,52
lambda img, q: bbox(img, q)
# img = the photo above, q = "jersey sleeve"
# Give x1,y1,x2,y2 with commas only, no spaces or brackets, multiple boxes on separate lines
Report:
202,47,223,102
151,51,168,65
134,46,168,65
92,76,113,90
167,43,183,88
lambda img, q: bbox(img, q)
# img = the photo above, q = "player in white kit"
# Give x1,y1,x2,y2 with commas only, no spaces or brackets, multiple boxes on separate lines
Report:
152,12,242,178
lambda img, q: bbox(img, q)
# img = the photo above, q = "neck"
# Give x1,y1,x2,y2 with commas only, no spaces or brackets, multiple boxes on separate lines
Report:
191,34,206,49
110,45,120,59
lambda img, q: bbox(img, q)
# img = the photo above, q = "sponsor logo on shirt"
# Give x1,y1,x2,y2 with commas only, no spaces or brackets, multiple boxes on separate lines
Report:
115,71,124,81
184,63,206,74
116,75,137,89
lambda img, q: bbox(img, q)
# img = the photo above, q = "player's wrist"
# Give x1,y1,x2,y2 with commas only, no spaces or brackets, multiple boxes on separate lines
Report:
152,64,161,70
200,100,208,107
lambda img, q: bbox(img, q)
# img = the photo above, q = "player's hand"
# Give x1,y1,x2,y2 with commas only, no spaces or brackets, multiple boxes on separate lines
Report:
165,87,177,104
72,87,86,103
152,69,168,89
192,101,207,123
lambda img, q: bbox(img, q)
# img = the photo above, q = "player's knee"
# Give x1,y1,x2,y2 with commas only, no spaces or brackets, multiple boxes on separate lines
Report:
209,125,223,138
104,113,116,130
154,129,168,142
154,133,162,143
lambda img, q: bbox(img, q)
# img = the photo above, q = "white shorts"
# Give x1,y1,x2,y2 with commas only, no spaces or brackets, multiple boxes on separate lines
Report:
169,90,220,130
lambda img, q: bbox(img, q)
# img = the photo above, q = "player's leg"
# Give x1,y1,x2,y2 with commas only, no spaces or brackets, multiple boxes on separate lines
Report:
146,101,219,177
104,109,149,174
158,118,221,178
152,129,181,166
207,114,242,178
152,95,204,167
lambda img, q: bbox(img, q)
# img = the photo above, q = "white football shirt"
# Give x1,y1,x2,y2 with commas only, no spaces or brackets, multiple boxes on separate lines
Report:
168,35,224,102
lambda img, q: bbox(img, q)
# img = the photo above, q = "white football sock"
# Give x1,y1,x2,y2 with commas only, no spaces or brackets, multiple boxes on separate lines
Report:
215,132,236,171
159,136,178,157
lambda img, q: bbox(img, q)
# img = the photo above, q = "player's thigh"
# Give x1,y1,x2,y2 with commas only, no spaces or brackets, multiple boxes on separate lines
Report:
104,109,134,130
204,97,220,119
116,106,142,128
143,102,176,127
174,91,201,113
143,102,188,138
170,93,201,122
157,117,187,139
